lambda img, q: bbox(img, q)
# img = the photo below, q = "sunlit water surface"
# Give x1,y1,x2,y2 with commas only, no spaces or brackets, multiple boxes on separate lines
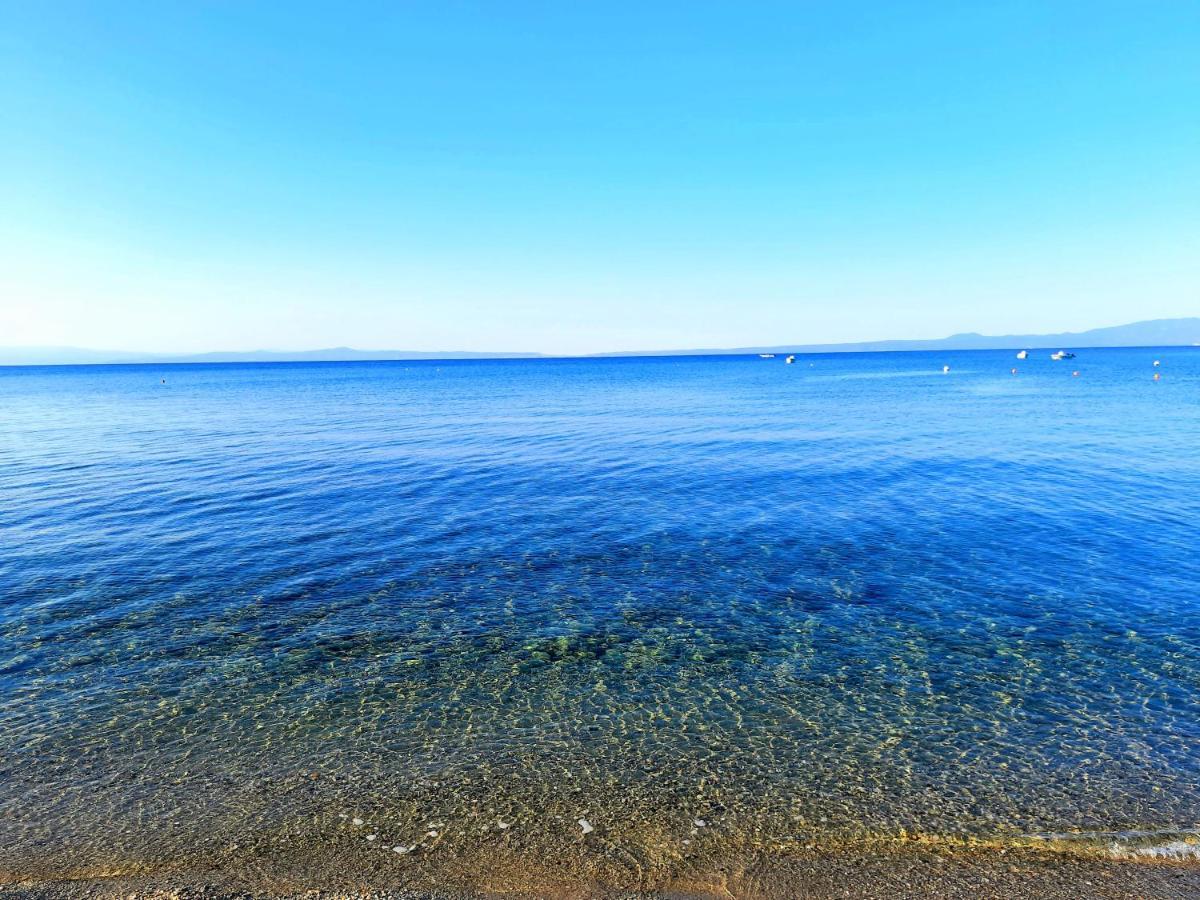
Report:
2,350,1199,882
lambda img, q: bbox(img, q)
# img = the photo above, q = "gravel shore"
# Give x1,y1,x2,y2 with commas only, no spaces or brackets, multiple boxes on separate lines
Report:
4,847,1200,900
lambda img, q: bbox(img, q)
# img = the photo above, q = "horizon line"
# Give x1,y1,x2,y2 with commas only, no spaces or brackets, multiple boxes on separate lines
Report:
3,343,1198,369
3,317,1199,366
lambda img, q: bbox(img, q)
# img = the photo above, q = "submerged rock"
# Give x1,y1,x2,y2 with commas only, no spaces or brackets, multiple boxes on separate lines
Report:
578,818,594,834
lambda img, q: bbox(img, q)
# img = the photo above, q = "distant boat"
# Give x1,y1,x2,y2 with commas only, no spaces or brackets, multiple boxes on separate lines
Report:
942,365,950,373
1051,350,1076,360
785,355,796,364
1016,350,1028,360
1153,359,1161,367
759,353,775,359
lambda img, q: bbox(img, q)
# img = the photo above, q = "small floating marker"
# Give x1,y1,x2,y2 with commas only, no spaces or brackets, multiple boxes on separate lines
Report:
1072,371,1080,377
1154,372,1162,381
942,365,950,374
1010,368,1017,375
1154,360,1161,367
352,817,364,826
578,818,594,835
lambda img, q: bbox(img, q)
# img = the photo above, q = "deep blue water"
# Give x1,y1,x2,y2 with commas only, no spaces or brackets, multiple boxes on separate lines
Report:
2,349,1199,876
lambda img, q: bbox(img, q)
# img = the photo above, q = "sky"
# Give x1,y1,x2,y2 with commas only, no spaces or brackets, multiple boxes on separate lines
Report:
1,2,1198,355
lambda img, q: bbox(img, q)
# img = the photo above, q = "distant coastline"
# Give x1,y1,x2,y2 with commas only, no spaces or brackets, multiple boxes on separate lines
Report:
2,317,1198,366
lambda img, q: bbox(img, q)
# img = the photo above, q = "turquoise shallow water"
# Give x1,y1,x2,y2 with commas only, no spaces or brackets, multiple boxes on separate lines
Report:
1,349,1199,880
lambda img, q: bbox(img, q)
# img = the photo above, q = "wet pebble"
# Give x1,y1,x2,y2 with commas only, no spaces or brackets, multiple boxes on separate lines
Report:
578,818,594,834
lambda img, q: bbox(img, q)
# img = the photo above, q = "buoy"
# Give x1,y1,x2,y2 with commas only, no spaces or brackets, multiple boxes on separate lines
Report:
1153,360,1161,367
1154,372,1161,381
942,365,950,374
1010,368,1017,375
1072,371,1080,377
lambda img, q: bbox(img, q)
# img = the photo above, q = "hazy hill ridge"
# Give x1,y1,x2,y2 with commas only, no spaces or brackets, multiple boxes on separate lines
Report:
3,318,1197,366
595,318,1200,356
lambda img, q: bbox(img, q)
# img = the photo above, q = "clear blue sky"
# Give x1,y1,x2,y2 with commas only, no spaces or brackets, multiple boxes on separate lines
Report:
2,2,1197,354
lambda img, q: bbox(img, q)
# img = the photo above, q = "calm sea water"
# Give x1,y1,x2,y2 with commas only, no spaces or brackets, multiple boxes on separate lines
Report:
2,349,1199,882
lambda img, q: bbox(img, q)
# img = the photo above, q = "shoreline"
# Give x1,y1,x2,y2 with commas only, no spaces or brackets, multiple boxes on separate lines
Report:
5,843,1200,899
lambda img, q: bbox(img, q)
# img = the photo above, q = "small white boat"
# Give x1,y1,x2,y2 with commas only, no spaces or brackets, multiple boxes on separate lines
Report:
1016,350,1028,360
1153,359,1161,367
1050,350,1076,360
785,355,796,364
942,364,950,373
759,353,776,359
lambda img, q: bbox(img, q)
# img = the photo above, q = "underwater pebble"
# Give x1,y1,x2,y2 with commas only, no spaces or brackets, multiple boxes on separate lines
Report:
366,834,377,842
497,820,511,830
352,818,364,826
694,818,706,827
338,813,348,819
578,818,594,834
426,830,438,838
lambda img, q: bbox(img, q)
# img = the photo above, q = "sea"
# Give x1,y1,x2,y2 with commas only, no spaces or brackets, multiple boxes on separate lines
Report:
2,348,1199,887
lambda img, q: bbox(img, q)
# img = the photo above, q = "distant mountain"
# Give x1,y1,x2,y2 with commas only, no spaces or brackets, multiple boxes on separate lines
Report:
592,318,1200,356
2,318,1197,366
0,346,159,366
0,347,545,366
164,348,544,363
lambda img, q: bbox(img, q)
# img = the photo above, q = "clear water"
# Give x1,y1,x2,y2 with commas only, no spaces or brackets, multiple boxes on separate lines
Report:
2,349,1198,884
